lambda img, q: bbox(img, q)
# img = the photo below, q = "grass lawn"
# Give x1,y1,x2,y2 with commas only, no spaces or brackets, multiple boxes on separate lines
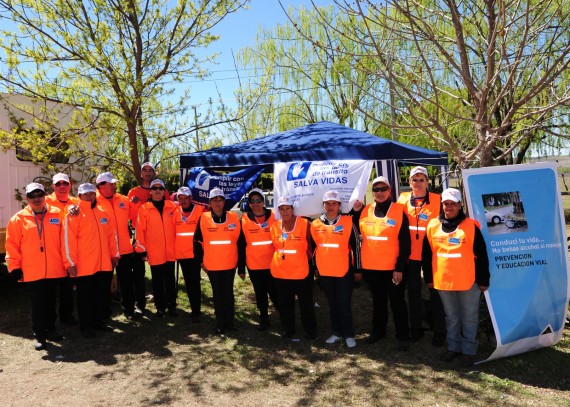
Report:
0,269,569,407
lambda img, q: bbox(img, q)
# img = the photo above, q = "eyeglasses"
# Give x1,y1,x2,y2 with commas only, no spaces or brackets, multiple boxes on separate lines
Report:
372,186,390,192
97,181,107,186
150,186,165,191
55,181,70,187
249,198,263,204
411,178,425,183
27,191,45,199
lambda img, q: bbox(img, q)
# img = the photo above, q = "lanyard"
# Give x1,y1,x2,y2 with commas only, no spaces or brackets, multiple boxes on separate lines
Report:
32,208,47,252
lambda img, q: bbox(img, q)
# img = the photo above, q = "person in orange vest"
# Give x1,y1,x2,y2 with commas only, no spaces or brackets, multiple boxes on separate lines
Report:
62,183,119,337
311,190,361,348
422,188,490,367
270,196,317,340
194,187,241,335
135,179,178,317
128,162,171,212
237,188,280,331
173,186,204,322
397,166,445,346
354,176,411,351
96,171,145,319
45,173,79,326
5,183,67,351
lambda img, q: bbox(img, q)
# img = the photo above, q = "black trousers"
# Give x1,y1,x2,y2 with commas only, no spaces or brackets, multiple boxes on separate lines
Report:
150,261,177,312
320,271,355,338
178,258,202,317
207,269,236,329
275,274,317,337
429,287,446,337
95,270,114,320
406,260,424,333
248,268,279,320
362,269,410,341
58,274,75,321
75,274,101,330
116,253,147,314
29,278,58,340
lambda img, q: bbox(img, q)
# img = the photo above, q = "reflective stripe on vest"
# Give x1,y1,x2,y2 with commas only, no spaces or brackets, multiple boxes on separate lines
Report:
242,212,276,270
270,217,309,280
174,205,203,260
200,211,240,271
311,216,352,277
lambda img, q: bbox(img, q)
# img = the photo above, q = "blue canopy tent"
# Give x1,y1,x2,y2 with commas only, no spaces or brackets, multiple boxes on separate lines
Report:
180,121,448,197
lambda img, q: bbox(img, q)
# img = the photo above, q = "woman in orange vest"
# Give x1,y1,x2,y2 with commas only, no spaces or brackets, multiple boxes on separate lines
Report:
62,183,119,337
135,179,178,317
422,188,490,367
270,196,317,340
194,187,241,335
355,176,411,351
173,186,204,322
237,188,280,331
5,183,67,351
397,166,445,345
311,190,361,348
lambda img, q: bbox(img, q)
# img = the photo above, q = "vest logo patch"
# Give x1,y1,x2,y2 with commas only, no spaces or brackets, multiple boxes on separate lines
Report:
448,237,460,245
386,218,396,227
119,202,126,208
228,223,236,229
419,213,429,221
181,216,187,222
49,218,60,225
333,225,344,232
100,218,108,224
261,222,268,228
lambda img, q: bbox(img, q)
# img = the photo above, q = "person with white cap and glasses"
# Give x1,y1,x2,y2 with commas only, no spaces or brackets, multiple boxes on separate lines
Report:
237,188,280,331
397,166,445,346
173,186,204,322
193,187,241,335
135,179,178,317
354,175,412,351
5,182,67,350
270,196,317,340
422,188,490,367
311,190,361,348
62,183,119,337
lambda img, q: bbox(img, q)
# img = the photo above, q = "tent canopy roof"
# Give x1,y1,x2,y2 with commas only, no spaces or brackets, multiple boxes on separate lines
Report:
180,121,448,170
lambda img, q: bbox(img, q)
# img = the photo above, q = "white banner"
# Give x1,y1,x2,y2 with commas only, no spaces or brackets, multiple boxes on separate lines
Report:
274,160,373,218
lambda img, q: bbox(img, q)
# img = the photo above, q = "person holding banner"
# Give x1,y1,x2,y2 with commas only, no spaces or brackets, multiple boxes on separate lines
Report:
173,186,204,322
193,187,241,335
422,188,490,367
311,190,361,348
397,166,446,346
270,196,318,340
135,179,178,318
238,188,280,331
355,176,412,351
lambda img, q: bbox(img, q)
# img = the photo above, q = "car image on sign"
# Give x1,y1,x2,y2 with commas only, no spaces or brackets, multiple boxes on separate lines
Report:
485,209,505,225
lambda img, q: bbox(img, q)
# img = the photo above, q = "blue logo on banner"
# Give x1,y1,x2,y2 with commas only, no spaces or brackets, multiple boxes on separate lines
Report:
287,162,311,181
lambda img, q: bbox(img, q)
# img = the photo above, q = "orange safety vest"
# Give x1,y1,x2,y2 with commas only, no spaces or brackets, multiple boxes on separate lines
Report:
397,192,441,261
199,211,240,271
425,218,477,291
173,204,204,259
270,217,309,280
359,202,405,271
310,216,352,277
5,204,67,282
62,200,119,276
128,186,171,228
45,193,79,214
97,193,137,256
135,200,177,266
242,211,276,270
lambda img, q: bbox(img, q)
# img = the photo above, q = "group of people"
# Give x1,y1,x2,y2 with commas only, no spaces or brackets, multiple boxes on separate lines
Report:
6,164,490,367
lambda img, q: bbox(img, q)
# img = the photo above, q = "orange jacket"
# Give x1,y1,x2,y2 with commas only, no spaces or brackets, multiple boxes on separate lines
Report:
425,217,477,291
199,211,241,271
173,204,204,259
242,211,276,270
270,217,310,280
128,186,171,228
97,193,137,255
359,202,405,270
135,200,177,266
5,204,67,282
311,216,352,277
397,192,441,261
62,200,119,276
45,193,79,214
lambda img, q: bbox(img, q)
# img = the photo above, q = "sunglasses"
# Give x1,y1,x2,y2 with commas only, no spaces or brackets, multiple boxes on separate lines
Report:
150,186,165,191
97,181,107,186
372,186,390,192
249,198,263,204
27,191,46,199
55,181,70,187
411,178,425,183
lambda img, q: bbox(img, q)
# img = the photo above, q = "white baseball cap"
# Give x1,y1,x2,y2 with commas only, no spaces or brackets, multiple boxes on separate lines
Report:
141,162,155,171
96,172,119,184
441,188,462,203
247,188,264,199
52,173,70,184
78,183,96,194
25,182,45,194
277,196,293,208
323,190,341,202
177,186,191,196
150,179,165,188
410,166,428,179
209,187,225,200
372,176,390,186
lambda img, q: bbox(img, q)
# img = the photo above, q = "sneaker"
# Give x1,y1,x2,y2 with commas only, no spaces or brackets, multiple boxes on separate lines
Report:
134,307,145,318
345,338,356,348
326,335,341,344
440,350,461,362
258,318,270,331
45,329,64,342
34,339,46,351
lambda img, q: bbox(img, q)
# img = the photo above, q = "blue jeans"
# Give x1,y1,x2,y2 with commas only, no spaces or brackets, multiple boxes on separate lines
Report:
438,283,481,356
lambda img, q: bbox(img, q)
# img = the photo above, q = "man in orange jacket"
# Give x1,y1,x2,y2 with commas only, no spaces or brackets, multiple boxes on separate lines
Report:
6,182,67,351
